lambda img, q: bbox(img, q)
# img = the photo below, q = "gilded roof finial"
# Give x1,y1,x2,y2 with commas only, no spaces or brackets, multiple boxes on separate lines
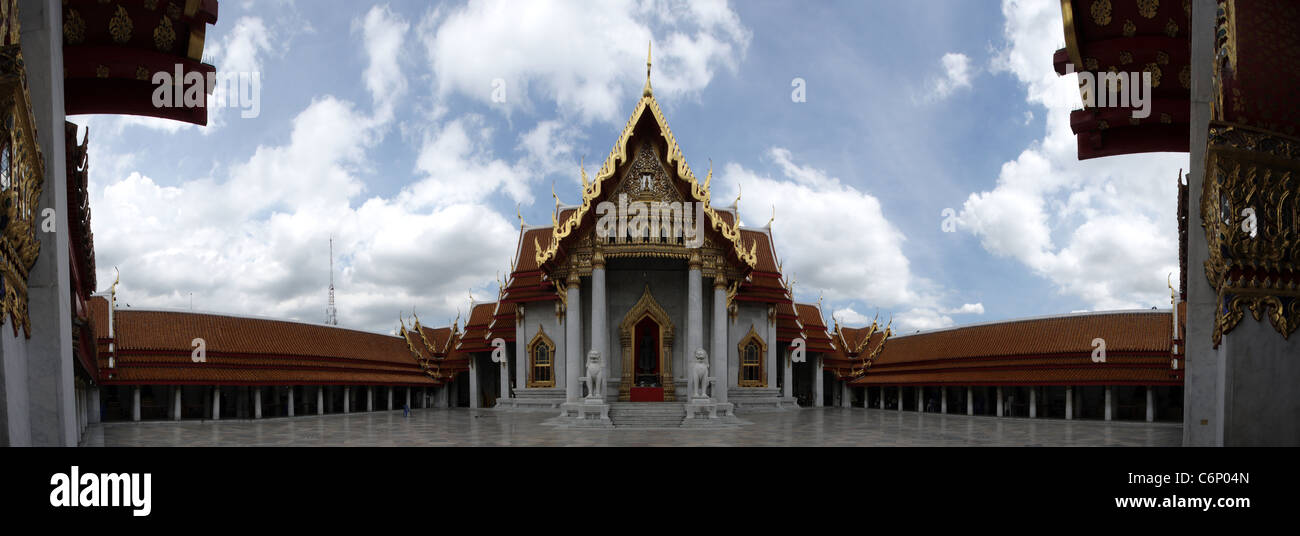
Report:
516,203,524,230
733,183,742,210
643,40,653,97
767,205,775,229
1168,273,1176,305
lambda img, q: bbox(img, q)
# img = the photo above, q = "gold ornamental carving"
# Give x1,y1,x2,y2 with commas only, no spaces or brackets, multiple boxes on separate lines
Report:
109,5,133,44
1137,0,1159,19
1090,0,1113,26
154,16,176,52
0,39,46,338
63,8,86,45
1201,123,1300,346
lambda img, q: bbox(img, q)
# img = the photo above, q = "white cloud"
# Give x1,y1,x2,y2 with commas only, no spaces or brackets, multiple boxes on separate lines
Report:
943,303,985,315
420,0,750,124
721,148,969,333
927,52,974,100
954,0,1186,311
358,5,411,123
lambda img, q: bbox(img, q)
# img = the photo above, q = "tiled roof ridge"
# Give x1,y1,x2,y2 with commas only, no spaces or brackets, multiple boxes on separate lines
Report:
887,308,1173,340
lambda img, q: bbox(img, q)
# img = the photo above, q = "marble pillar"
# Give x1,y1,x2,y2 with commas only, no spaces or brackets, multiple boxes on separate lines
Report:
711,277,727,403
287,387,294,417
367,387,374,412
1029,387,1037,418
686,254,703,377
940,387,947,414
565,273,582,402
966,387,973,416
916,387,923,412
387,387,393,410
317,387,325,415
172,388,181,421
469,359,480,409
783,349,793,400
131,387,141,422
591,253,608,378
813,355,824,407
212,387,221,420
1104,386,1113,421
1066,386,1074,420
1146,387,1155,422
343,386,350,413
897,386,903,412
767,307,779,389
404,387,410,410
499,357,510,402
996,386,1004,417
841,381,852,408
89,388,101,424
254,388,262,419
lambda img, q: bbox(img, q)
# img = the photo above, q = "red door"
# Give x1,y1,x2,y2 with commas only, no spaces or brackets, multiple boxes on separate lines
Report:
630,317,663,402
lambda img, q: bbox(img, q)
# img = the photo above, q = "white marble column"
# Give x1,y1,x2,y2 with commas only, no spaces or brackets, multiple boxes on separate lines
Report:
404,387,410,410
767,308,778,389
1029,387,1037,418
1146,387,1155,422
499,357,510,403
1065,386,1074,420
940,387,947,414
88,388,101,424
131,387,141,422
1104,386,1113,421
387,387,393,410
469,358,480,409
782,348,793,400
172,387,181,421
343,386,351,413
515,307,527,391
897,386,903,412
916,387,923,412
254,388,262,419
966,387,973,416
711,277,727,403
366,387,373,412
813,355,824,407
686,254,704,381
565,273,582,402
996,386,1004,417
212,387,221,420
317,387,325,415
591,251,608,377
287,387,295,417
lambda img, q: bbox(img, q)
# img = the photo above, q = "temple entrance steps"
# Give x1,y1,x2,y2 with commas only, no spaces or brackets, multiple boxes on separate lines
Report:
607,402,685,428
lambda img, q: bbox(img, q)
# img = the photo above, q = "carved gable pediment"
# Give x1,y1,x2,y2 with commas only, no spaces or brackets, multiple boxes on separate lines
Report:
610,141,683,204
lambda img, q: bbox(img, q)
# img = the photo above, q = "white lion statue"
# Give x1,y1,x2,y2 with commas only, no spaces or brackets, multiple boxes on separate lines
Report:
584,350,605,400
689,348,711,399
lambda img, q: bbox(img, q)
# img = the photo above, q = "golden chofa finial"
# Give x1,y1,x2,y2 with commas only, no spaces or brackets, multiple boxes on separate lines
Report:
767,205,775,229
516,203,525,230
643,40,653,97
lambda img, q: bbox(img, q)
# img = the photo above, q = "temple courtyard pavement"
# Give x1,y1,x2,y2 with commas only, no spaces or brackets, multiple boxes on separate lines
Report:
83,407,1182,447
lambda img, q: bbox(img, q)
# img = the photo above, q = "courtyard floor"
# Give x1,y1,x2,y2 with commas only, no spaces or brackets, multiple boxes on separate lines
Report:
83,407,1182,446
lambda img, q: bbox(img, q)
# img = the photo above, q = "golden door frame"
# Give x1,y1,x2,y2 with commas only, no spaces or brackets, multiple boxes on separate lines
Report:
618,285,676,401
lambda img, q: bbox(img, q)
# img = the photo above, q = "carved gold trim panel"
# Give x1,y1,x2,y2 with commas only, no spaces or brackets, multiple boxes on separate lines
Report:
0,12,46,338
1201,122,1300,347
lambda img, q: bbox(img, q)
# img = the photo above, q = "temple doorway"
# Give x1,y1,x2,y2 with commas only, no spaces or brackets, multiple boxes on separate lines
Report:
619,285,676,402
634,317,661,386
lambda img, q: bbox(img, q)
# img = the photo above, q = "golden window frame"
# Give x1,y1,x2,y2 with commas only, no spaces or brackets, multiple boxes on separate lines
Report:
527,325,556,388
737,325,767,388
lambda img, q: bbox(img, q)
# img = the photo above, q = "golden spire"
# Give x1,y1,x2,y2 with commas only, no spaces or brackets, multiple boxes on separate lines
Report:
643,40,653,97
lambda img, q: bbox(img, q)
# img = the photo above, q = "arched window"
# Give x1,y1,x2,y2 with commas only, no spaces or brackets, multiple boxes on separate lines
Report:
527,326,555,388
738,326,767,387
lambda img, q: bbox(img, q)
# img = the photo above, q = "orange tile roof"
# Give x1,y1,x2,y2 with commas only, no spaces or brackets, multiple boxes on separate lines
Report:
93,302,437,387
850,311,1180,386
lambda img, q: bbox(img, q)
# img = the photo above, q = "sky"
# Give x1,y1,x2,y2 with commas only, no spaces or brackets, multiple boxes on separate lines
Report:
78,0,1188,335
